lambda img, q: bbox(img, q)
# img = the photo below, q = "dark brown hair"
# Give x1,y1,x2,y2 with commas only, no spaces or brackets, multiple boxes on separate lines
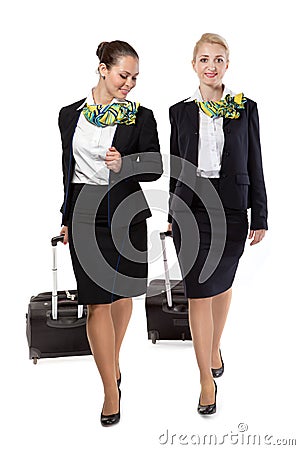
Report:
96,40,139,69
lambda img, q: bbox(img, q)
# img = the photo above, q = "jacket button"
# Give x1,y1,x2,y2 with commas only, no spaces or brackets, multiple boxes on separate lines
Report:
221,174,227,178
225,152,230,156
225,128,231,134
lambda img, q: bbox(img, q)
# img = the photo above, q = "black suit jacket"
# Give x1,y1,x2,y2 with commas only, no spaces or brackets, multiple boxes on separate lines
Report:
58,98,163,227
168,98,268,230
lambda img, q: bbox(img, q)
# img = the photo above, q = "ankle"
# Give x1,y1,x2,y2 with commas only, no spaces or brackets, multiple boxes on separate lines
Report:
104,382,118,394
200,374,214,385
212,344,220,353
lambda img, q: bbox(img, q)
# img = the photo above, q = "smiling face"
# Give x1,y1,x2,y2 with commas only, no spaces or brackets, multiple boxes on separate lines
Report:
99,55,139,101
192,43,229,89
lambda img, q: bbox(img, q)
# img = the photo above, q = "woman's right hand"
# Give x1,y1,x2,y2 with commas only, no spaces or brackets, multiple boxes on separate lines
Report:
167,223,172,233
60,226,68,245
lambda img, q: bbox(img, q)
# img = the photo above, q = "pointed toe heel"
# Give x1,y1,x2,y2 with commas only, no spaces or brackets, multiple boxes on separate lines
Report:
101,389,121,427
100,411,120,427
197,380,217,416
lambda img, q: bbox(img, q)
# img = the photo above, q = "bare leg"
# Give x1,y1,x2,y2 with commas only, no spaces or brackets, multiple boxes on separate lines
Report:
211,288,232,369
188,297,215,405
111,298,133,380
86,304,119,415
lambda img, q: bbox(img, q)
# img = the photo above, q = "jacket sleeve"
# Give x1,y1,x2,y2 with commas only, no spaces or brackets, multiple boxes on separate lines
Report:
113,108,163,183
168,107,182,223
247,101,268,230
58,107,71,227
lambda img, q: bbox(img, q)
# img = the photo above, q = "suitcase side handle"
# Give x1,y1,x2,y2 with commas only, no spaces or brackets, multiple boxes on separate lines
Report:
46,311,86,329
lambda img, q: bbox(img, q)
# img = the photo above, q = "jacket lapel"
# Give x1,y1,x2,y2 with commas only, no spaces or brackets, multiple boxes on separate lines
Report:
222,116,231,129
61,100,84,145
185,103,233,170
185,101,199,133
112,123,134,154
183,102,199,166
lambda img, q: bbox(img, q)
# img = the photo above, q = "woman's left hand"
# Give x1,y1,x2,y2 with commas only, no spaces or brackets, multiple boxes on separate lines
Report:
105,146,122,173
248,229,266,246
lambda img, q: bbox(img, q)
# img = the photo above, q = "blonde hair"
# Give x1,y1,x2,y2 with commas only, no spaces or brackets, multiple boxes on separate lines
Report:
193,33,229,61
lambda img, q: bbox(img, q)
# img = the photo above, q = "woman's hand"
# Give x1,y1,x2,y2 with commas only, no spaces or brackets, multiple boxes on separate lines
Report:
167,223,172,233
105,146,122,173
60,226,68,245
248,229,266,246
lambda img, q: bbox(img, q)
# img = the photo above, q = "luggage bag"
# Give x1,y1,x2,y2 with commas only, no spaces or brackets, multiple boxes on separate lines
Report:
145,231,192,344
26,235,91,364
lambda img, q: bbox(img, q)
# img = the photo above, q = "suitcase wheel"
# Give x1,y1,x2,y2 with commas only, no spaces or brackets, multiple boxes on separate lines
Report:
150,330,159,344
33,357,38,365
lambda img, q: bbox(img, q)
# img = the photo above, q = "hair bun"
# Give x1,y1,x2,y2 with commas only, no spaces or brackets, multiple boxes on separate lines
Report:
95,40,139,70
96,41,109,61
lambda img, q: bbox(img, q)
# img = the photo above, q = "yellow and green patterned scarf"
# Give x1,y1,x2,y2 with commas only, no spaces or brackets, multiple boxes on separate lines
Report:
82,101,140,127
195,93,247,119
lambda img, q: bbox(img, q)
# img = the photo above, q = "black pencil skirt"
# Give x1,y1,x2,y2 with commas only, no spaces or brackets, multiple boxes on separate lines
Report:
172,178,248,299
68,183,148,305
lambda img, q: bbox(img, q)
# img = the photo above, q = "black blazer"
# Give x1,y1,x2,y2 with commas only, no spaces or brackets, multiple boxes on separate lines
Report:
59,98,163,227
168,98,268,230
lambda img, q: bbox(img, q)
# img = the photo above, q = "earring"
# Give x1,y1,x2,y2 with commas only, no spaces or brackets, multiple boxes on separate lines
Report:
102,75,106,80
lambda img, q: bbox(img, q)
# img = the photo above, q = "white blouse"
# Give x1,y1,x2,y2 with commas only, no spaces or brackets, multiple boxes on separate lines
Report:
72,91,126,185
185,86,234,178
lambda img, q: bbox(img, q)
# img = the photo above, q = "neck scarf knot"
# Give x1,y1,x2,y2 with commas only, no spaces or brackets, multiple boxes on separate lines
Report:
82,101,140,127
195,93,247,119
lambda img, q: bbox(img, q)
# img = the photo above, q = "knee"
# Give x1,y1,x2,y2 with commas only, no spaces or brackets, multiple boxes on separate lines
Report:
88,304,111,318
112,298,132,309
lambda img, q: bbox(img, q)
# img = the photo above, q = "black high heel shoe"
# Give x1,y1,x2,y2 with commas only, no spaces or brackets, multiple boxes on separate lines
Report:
101,388,121,427
211,349,224,378
197,379,217,415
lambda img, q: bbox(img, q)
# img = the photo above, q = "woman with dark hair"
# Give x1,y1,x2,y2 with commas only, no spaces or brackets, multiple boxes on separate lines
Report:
168,33,267,415
59,40,162,426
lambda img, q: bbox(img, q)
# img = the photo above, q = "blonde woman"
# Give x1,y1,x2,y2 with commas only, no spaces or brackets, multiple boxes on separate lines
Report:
168,33,267,414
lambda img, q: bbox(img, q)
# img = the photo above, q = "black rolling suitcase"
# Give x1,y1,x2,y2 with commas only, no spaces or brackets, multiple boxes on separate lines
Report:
145,231,192,344
26,235,91,364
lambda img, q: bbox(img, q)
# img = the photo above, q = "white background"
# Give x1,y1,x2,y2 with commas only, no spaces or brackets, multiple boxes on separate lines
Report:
1,0,299,449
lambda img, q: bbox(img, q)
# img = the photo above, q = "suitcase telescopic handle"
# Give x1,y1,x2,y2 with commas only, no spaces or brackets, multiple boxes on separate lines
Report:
159,230,172,239
51,235,83,320
51,235,65,246
159,231,173,307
